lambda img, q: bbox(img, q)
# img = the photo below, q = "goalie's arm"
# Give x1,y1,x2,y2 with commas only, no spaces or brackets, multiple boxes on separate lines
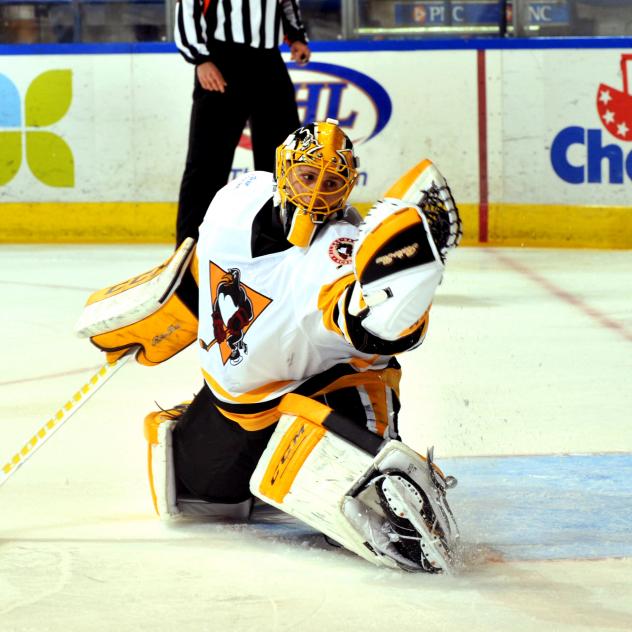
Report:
335,157,462,354
339,282,431,355
332,200,444,355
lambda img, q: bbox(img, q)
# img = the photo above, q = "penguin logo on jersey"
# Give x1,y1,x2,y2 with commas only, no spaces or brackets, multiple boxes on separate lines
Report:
328,237,355,266
199,263,272,366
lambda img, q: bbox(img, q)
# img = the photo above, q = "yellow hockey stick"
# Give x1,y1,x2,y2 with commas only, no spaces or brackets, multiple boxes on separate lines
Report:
1,351,134,488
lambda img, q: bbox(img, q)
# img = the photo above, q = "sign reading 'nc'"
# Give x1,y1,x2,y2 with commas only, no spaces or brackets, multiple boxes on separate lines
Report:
0,70,74,188
551,54,632,184
240,62,392,150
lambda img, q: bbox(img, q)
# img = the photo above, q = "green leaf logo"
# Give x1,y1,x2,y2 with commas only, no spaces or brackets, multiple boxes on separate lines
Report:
25,70,73,128
0,131,22,185
26,131,74,187
0,70,74,188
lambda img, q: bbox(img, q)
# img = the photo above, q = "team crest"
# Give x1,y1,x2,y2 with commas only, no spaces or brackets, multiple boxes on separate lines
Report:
199,262,272,366
292,125,317,151
328,237,355,266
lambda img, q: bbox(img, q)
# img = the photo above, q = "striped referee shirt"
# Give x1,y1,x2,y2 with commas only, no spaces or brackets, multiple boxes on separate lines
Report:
175,0,308,64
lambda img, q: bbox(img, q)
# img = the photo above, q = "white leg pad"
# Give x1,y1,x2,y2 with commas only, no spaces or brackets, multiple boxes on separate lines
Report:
250,411,397,568
148,417,180,519
250,399,459,572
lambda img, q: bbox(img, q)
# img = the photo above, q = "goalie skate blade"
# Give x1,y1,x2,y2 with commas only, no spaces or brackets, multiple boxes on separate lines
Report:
379,475,454,574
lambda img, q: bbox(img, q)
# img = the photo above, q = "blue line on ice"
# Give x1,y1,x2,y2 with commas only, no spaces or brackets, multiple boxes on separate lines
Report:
443,453,632,561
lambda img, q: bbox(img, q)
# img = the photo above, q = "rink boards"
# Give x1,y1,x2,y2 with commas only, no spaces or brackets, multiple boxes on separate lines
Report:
0,39,632,247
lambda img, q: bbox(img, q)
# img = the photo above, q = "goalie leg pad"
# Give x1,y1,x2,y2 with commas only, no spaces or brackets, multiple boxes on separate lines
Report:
144,407,183,519
250,395,393,567
250,394,460,573
144,406,253,521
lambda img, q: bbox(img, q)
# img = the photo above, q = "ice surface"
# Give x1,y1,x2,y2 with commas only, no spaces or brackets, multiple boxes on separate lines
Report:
1,245,632,631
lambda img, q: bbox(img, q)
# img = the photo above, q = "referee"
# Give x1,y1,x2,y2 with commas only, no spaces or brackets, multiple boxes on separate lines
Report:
174,0,311,246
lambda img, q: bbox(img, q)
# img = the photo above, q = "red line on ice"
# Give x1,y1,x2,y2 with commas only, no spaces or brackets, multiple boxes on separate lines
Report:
488,249,632,343
0,366,102,387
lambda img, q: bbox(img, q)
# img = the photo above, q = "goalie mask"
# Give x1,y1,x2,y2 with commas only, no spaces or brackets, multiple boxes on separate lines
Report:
275,119,359,248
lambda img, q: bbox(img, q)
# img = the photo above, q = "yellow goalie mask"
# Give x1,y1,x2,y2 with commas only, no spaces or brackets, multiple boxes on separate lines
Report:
275,119,359,248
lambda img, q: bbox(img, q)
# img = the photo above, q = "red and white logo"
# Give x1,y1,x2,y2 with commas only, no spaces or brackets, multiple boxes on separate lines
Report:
328,237,354,266
596,54,632,142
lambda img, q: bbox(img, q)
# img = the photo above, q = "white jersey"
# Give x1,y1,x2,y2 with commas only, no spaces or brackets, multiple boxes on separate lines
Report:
81,169,439,435
82,161,450,437
195,172,417,432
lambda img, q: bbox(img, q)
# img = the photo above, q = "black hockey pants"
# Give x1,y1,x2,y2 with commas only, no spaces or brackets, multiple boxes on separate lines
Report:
172,382,401,505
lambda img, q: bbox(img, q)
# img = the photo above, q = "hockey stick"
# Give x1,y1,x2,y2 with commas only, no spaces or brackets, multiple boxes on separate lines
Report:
0,351,134,488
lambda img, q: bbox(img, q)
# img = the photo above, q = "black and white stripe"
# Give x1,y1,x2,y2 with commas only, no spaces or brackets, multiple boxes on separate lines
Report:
175,0,307,64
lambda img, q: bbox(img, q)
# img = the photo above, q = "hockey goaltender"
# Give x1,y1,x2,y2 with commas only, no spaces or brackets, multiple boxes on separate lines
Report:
75,119,463,573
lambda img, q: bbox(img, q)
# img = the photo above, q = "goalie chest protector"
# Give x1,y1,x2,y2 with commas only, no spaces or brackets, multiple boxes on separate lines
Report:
196,171,389,407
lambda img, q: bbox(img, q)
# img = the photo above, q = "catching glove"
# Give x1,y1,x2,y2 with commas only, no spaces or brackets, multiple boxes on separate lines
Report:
384,159,462,263
351,199,443,341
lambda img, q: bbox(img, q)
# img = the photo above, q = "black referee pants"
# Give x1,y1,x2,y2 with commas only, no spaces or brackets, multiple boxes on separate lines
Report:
176,41,300,246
